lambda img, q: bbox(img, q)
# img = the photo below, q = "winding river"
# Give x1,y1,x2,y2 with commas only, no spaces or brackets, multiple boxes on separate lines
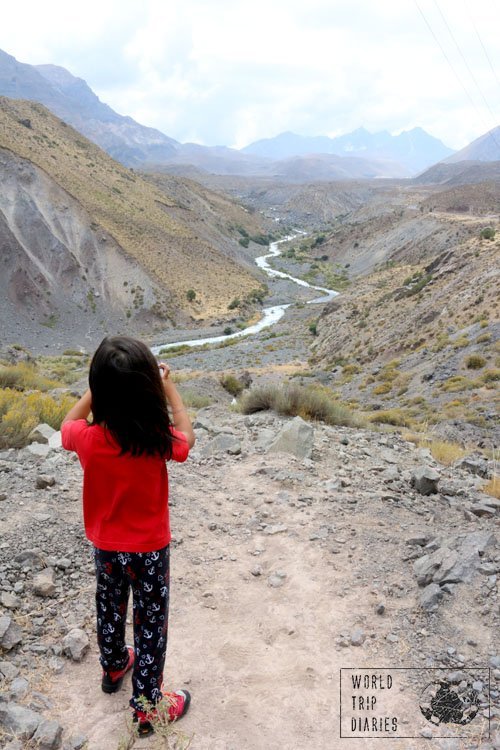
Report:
151,236,339,354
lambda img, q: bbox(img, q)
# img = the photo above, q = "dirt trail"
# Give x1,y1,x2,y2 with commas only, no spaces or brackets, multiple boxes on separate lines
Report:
34,429,496,750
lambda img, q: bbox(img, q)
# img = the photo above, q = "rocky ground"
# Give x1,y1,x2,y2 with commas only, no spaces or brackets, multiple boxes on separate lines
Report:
0,405,498,750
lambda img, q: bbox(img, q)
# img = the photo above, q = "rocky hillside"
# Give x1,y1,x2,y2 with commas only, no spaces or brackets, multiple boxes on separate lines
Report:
0,98,265,351
0,401,498,749
305,205,499,447
0,49,180,167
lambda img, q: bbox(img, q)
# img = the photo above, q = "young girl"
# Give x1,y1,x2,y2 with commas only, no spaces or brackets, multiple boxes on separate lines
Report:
61,335,195,736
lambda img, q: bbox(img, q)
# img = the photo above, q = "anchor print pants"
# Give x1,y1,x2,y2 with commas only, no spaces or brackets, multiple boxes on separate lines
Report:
94,545,170,710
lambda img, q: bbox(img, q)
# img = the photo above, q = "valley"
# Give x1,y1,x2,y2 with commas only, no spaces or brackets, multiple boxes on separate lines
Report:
0,54,499,750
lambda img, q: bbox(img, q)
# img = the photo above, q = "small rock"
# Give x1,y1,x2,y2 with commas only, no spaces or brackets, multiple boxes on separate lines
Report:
420,583,443,611
36,475,56,490
0,702,40,739
375,601,385,615
33,568,56,597
251,565,262,577
4,741,24,750
13,549,45,570
67,734,88,750
0,616,23,650
264,524,288,535
62,628,90,662
411,466,440,495
28,423,55,445
350,628,365,646
457,456,490,479
268,571,287,588
0,661,19,680
32,718,63,749
9,677,29,700
0,592,20,610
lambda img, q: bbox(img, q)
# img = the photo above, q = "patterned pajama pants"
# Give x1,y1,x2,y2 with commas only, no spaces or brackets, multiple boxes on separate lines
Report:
93,545,170,710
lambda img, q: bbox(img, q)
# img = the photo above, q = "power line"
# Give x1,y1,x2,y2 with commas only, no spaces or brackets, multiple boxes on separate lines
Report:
464,0,500,95
414,0,500,151
433,0,499,127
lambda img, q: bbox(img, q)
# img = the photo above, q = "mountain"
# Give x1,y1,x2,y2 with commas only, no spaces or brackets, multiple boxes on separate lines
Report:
443,125,500,163
0,97,262,351
0,49,452,180
242,127,455,175
0,49,180,166
414,160,500,186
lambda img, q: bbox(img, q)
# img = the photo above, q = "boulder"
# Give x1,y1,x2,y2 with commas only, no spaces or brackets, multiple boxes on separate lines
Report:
267,417,314,460
410,466,440,495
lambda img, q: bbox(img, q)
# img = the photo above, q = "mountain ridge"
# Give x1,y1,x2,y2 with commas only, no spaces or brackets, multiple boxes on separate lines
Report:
242,127,455,174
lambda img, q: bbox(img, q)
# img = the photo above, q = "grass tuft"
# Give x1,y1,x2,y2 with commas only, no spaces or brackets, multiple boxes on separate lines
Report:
239,383,363,427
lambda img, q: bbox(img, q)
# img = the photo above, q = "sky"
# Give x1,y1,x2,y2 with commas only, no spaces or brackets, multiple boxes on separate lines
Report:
1,0,500,150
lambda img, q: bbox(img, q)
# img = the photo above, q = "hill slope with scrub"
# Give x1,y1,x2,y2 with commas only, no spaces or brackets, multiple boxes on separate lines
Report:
0,97,264,350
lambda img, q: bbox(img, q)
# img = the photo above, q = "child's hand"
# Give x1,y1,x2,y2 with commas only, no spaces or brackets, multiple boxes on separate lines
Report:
158,363,171,381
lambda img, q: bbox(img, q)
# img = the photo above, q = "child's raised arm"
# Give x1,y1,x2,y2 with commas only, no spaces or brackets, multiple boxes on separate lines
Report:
159,365,195,449
62,389,92,425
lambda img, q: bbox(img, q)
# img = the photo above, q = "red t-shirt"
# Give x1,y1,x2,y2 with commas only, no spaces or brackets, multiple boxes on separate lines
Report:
61,419,189,552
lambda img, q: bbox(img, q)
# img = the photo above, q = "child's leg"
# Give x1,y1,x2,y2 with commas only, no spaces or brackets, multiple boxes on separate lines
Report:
128,546,170,710
94,547,131,671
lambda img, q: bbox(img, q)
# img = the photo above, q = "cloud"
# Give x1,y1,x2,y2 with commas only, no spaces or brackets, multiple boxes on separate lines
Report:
1,0,500,148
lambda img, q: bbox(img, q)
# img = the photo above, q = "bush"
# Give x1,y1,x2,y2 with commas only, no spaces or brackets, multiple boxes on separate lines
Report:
465,354,486,369
480,227,495,240
0,389,76,448
223,327,233,336
220,374,244,397
308,323,318,336
176,389,212,409
228,298,240,310
239,383,363,427
481,368,500,383
0,363,58,391
238,237,249,247
186,289,196,302
368,409,413,427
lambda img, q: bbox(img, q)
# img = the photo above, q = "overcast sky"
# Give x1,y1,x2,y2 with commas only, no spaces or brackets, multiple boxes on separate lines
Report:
1,0,500,149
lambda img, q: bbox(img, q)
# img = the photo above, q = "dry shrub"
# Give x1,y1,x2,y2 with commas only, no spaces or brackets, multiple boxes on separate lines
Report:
482,475,500,499
239,383,363,427
220,374,244,397
0,389,76,448
368,409,413,427
465,354,486,370
0,363,58,391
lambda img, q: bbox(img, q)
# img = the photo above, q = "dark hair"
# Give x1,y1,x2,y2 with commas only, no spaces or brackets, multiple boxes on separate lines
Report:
89,336,173,458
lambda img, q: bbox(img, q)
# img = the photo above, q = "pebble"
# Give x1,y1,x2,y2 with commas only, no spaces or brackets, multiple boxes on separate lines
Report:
62,628,90,662
35,475,56,490
33,568,57,597
268,571,287,588
350,628,365,646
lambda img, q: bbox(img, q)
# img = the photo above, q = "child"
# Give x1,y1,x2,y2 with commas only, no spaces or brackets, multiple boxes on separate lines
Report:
61,335,195,736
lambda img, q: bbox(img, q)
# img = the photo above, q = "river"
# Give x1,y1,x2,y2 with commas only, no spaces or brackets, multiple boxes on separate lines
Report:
151,236,339,354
